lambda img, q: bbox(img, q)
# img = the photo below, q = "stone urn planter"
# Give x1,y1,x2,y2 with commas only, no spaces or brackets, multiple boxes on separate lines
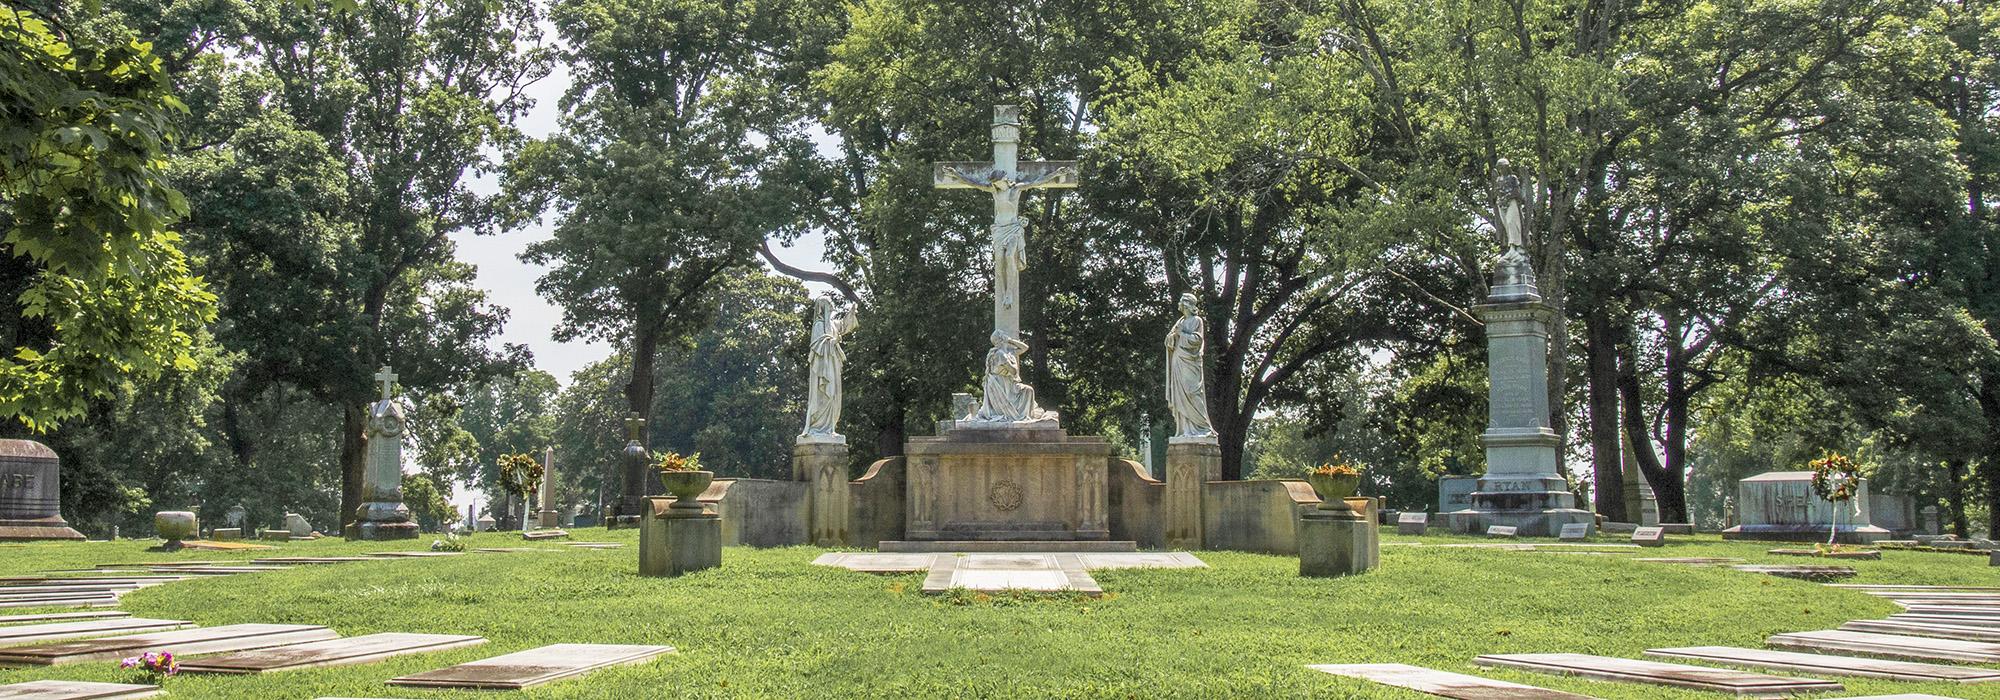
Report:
1306,472,1361,511
658,470,714,512
153,511,198,551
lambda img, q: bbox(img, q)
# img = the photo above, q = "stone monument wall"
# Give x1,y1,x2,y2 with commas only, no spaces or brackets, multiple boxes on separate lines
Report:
1202,480,1318,555
847,457,907,548
1106,458,1164,548
702,479,808,547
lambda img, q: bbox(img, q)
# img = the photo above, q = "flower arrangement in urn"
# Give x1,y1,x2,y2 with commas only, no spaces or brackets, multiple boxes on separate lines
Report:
653,451,711,511
1305,460,1365,511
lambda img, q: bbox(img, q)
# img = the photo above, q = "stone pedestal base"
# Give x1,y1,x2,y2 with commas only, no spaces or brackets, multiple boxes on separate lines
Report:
1299,508,1378,577
1720,524,1891,544
795,441,851,547
1165,440,1219,550
904,427,1114,541
536,511,561,529
351,521,420,540
0,519,84,541
639,498,721,577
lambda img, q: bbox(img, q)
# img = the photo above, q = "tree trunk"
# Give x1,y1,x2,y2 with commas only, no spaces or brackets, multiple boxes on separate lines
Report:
1216,407,1248,481
1947,458,1970,538
339,403,366,533
1658,309,1693,525
622,315,661,503
1584,309,1626,521
1981,458,1999,537
1617,324,1686,522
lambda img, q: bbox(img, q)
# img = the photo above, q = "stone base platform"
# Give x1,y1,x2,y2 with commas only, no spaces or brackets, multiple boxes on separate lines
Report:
0,522,84,541
904,426,1115,542
814,552,1205,595
879,540,1137,553
347,521,419,541
1439,508,1596,538
1723,524,1891,544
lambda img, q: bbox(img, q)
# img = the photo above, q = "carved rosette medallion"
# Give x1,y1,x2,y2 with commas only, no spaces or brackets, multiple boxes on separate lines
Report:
987,480,1025,512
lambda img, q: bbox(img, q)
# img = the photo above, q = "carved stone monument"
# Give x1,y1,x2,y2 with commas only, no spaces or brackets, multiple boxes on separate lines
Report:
607,413,648,529
1720,471,1890,543
349,366,419,540
536,447,561,529
796,294,856,546
0,439,83,540
876,105,1117,547
1164,293,1219,549
1442,166,1593,537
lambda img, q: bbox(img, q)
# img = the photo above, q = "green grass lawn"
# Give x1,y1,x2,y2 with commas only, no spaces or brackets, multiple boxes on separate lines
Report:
0,529,1994,698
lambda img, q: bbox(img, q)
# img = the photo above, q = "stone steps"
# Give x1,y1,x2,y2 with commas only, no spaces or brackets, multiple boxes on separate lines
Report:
879,540,1137,553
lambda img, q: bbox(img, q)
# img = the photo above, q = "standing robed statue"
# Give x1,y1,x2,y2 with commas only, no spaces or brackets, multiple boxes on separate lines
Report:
1164,293,1215,440
801,294,859,442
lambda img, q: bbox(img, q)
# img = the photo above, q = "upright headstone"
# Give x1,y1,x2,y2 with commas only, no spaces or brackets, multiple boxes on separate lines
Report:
0,440,83,540
1632,526,1666,547
1487,525,1518,538
350,366,419,540
476,514,496,532
284,513,312,539
1440,166,1593,537
1558,523,1591,541
1436,476,1476,512
1396,512,1429,536
536,448,560,529
1921,505,1941,536
224,504,247,530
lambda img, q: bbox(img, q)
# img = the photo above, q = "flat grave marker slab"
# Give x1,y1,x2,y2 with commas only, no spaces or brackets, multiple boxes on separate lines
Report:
94,562,220,569
142,566,288,575
522,530,568,540
1645,645,2000,683
0,623,337,666
388,643,675,690
0,596,118,610
180,633,488,674
1631,526,1666,547
364,552,461,558
1827,695,1971,700
1843,619,2000,642
0,618,189,645
1731,564,1857,581
0,612,129,626
563,542,623,549
1893,614,2000,629
1905,605,2000,618
252,557,383,565
1306,663,1598,700
1832,584,2000,592
1766,629,2000,664
1636,557,1743,565
1473,652,1843,696
1558,523,1590,541
811,553,937,573
0,680,161,699
1397,512,1429,536
1486,525,1518,538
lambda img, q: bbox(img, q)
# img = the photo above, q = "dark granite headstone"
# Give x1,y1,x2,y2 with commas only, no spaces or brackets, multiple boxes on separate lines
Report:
0,440,83,541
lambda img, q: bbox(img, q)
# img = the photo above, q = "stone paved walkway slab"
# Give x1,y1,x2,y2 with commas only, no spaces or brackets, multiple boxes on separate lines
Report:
1646,646,2000,683
920,554,1101,595
0,612,128,626
0,680,160,699
1308,663,1598,699
1475,653,1842,697
1767,630,2000,664
388,643,673,690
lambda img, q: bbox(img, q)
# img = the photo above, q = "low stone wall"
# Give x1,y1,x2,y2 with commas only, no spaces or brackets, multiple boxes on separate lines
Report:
848,457,907,548
1203,480,1318,555
1107,458,1164,548
699,479,808,548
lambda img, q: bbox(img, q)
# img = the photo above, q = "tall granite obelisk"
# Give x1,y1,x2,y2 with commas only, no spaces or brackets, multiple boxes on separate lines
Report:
1442,166,1593,537
350,366,420,540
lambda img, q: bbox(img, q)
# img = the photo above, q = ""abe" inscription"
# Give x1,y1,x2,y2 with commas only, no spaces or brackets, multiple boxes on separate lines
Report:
0,472,33,491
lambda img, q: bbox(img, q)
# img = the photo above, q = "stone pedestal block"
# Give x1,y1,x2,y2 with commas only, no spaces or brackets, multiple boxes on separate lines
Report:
0,440,83,541
1990,549,1997,567
795,441,851,547
537,511,561,529
903,427,1114,541
1298,509,1378,578
1165,440,1220,550
639,498,721,577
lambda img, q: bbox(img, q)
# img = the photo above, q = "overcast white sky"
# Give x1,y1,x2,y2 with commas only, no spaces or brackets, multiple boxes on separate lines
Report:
453,62,831,386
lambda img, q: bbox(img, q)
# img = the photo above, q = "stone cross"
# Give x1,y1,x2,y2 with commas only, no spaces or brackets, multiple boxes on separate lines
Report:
933,105,1080,340
624,412,646,444
374,366,398,402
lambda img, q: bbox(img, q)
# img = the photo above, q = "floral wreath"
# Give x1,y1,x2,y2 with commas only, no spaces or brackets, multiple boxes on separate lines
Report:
497,453,544,500
1809,453,1861,503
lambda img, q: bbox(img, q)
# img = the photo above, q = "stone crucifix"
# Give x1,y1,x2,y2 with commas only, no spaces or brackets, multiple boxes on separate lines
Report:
933,105,1080,340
